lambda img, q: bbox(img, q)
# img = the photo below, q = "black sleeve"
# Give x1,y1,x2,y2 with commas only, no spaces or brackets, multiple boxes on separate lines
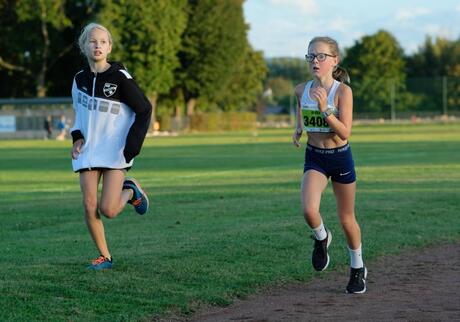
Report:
120,78,152,163
71,130,85,143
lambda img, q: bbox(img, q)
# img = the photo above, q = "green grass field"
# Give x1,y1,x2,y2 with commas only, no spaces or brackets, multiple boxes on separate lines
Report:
1,123,459,321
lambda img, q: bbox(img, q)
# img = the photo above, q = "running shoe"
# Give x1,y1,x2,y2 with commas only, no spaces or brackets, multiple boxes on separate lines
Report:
87,255,113,270
311,228,332,271
346,266,367,294
123,177,149,215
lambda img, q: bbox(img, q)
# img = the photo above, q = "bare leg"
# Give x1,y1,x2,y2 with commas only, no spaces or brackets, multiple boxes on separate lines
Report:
99,170,133,218
79,170,111,259
301,170,329,228
332,181,361,249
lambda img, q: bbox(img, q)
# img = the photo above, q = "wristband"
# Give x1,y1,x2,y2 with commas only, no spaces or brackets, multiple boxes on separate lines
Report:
321,108,334,118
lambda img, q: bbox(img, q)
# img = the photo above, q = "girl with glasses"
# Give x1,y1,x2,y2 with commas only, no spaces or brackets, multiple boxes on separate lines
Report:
292,36,366,293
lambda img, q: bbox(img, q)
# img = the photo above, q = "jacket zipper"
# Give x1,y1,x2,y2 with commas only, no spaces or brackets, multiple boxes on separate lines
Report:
88,72,97,170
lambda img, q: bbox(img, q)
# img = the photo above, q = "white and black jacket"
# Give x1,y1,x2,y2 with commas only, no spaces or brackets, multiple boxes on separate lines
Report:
70,62,152,172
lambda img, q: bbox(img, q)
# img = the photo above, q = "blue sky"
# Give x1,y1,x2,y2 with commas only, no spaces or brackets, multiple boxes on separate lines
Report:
243,0,460,58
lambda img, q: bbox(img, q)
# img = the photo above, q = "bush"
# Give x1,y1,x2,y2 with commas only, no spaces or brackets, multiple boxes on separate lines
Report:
189,112,257,131
158,114,172,131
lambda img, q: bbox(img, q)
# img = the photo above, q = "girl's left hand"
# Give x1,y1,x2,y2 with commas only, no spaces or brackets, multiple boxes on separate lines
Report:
310,87,327,111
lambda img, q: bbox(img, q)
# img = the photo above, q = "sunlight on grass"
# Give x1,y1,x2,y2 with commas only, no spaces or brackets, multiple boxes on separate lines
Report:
0,123,459,321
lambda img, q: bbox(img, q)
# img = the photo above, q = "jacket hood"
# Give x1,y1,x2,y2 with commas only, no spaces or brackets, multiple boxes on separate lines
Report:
83,61,126,76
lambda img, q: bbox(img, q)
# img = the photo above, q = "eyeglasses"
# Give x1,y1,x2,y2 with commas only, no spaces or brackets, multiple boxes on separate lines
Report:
305,53,336,62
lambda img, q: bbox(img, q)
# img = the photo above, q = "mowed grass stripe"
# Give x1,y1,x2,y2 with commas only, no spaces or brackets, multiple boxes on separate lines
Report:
0,123,459,321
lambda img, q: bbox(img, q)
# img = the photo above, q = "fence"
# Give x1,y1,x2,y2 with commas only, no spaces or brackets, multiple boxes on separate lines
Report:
283,76,460,120
0,98,257,139
1,76,459,138
0,97,73,139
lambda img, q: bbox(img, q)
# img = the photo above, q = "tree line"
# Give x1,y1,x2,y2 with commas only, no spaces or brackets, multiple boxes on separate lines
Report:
1,1,459,117
0,0,267,121
267,31,460,115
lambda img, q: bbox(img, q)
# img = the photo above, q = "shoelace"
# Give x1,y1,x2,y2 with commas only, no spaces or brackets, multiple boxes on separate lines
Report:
132,198,142,206
92,255,108,265
350,270,362,284
311,235,326,248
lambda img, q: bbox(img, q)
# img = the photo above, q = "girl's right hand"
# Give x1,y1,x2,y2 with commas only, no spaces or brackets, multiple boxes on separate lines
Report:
71,139,84,159
292,129,302,148
310,87,328,111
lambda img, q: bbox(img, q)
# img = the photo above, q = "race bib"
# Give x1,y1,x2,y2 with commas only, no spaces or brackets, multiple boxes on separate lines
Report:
302,109,332,132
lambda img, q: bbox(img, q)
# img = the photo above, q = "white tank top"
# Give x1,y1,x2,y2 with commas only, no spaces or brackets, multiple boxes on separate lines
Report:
300,80,340,133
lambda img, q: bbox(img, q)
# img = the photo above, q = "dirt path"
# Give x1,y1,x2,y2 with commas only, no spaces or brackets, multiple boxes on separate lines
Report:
177,242,460,322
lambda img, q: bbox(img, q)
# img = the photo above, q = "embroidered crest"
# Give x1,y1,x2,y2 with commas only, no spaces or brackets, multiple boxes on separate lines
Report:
103,83,117,97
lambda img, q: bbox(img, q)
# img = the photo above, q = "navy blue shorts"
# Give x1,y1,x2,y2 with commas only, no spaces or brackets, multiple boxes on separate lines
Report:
304,143,356,184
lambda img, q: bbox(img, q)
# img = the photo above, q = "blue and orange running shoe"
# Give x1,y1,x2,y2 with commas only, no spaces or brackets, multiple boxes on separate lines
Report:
123,177,149,215
88,255,113,270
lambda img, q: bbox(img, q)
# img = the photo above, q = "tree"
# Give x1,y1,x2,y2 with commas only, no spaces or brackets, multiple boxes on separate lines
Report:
263,77,292,112
405,36,460,111
46,1,103,96
0,0,74,97
266,57,310,86
0,1,31,97
0,0,104,97
342,30,406,114
263,57,311,113
98,0,187,124
213,46,267,112
177,0,247,115
406,36,460,77
267,77,292,99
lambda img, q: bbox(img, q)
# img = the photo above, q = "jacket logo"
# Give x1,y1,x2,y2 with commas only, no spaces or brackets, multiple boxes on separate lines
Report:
103,83,118,97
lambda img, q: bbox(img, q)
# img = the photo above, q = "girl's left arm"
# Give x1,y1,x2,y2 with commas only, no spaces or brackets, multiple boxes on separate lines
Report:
120,77,152,163
324,83,353,140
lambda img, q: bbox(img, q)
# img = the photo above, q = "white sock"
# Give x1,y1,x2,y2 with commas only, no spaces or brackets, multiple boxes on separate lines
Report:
312,221,327,241
348,244,364,268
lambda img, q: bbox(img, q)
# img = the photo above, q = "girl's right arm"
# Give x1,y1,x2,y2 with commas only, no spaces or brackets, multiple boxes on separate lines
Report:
71,139,84,159
70,78,85,158
292,83,305,148
69,78,85,142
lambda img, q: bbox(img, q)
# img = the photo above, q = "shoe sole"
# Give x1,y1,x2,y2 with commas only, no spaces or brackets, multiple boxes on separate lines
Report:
87,263,113,270
315,229,332,272
88,266,113,270
125,177,149,214
346,267,367,294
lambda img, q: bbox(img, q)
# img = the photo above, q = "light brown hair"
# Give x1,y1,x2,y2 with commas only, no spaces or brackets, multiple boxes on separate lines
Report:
308,36,350,84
